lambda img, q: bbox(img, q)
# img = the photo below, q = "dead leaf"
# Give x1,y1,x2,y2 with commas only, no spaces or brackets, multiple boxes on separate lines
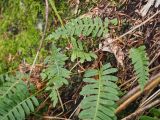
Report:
99,37,124,66
140,0,160,17
68,0,80,14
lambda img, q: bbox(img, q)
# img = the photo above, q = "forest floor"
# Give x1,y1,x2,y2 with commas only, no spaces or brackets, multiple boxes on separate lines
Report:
0,0,160,120
27,1,160,119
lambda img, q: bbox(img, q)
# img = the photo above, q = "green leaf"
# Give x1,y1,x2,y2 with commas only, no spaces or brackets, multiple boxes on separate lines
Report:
140,116,159,120
129,45,149,90
41,45,70,107
110,18,118,25
79,63,119,120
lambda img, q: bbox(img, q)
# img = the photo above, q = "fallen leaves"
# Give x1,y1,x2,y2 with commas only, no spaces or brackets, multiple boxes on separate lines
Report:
99,37,124,66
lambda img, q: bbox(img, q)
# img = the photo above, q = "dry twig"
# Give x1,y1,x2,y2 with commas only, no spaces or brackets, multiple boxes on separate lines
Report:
121,99,160,120
116,72,160,114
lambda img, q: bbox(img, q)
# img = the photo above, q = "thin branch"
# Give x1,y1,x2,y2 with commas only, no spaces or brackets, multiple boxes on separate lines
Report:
122,99,160,120
108,10,160,45
28,0,49,83
115,72,160,114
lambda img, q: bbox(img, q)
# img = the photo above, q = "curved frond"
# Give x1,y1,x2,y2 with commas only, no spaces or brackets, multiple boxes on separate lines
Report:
48,17,118,40
129,45,149,89
41,45,71,107
79,63,119,120
0,73,39,120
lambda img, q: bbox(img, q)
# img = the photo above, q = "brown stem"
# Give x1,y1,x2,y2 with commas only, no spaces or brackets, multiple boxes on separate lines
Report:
116,72,160,114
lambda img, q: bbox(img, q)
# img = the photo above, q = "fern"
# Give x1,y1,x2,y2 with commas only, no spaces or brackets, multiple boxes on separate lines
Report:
47,17,117,63
129,45,149,89
41,45,71,107
0,73,39,120
48,17,108,39
140,108,160,120
48,17,118,40
71,37,97,63
79,63,119,120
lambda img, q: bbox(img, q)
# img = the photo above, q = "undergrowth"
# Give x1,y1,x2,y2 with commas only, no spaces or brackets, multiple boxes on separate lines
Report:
0,1,153,120
0,0,45,73
0,73,39,120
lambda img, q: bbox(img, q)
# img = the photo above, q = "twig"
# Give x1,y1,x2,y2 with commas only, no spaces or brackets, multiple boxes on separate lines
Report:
68,102,81,119
140,88,160,107
120,63,160,88
28,0,49,82
121,99,160,120
70,61,80,72
43,116,72,120
115,72,160,114
36,96,49,112
118,68,160,105
109,10,160,45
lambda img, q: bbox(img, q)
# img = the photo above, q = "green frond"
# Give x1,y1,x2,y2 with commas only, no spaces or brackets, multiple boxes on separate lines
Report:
79,63,119,120
71,37,97,63
140,108,160,120
41,45,71,107
48,17,118,40
47,17,117,63
129,45,149,89
0,73,39,120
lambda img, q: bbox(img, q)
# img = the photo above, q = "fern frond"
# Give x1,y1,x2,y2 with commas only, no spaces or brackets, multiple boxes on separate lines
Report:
48,17,118,40
129,45,149,89
0,96,39,120
0,73,25,99
41,45,71,107
79,63,119,120
71,37,97,63
0,73,39,120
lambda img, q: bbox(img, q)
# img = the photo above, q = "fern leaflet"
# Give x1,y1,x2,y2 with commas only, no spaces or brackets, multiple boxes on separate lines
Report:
48,17,118,40
0,73,39,120
41,45,71,107
79,63,119,120
71,37,97,63
129,45,149,89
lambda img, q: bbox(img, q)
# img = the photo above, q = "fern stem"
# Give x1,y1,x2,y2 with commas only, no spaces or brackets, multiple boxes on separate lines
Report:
93,71,101,120
56,89,64,116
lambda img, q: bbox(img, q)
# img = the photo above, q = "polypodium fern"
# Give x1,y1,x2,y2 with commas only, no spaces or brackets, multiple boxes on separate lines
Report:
129,45,149,89
71,37,97,63
48,17,107,40
79,63,119,120
48,17,117,63
48,17,118,40
41,45,70,107
0,73,39,120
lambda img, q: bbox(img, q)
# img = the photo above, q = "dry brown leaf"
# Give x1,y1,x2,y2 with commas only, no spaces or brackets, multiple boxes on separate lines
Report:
68,0,80,14
99,37,124,66
80,7,103,18
140,0,160,17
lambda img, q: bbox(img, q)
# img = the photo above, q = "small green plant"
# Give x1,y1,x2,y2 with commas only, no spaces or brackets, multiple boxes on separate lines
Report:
0,73,39,120
140,108,160,120
129,46,149,89
48,17,118,63
79,63,119,120
41,45,71,107
48,17,110,39
71,37,97,63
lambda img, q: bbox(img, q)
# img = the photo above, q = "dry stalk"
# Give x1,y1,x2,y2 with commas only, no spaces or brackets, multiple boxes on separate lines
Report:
121,99,160,120
115,72,160,114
